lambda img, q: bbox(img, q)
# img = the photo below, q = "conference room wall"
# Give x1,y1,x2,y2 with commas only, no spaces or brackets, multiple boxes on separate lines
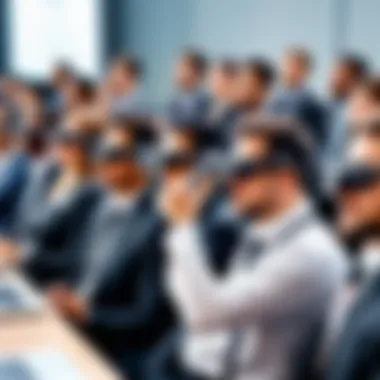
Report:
123,0,335,104
122,0,380,104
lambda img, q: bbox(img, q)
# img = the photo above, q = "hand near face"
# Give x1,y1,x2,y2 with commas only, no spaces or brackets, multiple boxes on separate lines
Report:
49,285,88,323
159,176,213,225
0,239,21,269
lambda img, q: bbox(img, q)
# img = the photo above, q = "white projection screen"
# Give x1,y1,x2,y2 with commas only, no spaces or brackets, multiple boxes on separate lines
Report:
9,0,101,80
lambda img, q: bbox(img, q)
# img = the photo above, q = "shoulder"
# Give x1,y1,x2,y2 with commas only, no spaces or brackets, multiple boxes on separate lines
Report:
292,218,348,277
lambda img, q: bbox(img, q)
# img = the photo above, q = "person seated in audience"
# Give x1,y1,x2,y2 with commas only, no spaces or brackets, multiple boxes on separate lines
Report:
168,49,210,125
107,55,148,117
205,59,239,148
234,58,276,115
327,160,380,380
49,62,77,116
17,85,48,133
1,130,100,287
157,115,345,380
347,77,380,125
269,47,327,149
0,104,29,236
61,78,96,114
325,54,369,179
49,143,174,380
104,116,138,148
232,114,324,211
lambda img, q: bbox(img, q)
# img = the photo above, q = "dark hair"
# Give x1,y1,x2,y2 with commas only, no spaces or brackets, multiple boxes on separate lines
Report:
182,49,208,77
76,79,95,103
115,55,143,79
217,59,239,77
286,47,313,71
245,58,276,88
238,114,320,198
339,54,369,81
360,77,380,104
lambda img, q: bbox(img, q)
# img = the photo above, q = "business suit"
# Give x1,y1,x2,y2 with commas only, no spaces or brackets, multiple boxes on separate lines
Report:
14,160,59,240
203,101,239,149
22,180,101,287
328,255,380,380
269,88,327,149
168,90,211,126
0,151,30,236
75,191,175,380
165,201,345,380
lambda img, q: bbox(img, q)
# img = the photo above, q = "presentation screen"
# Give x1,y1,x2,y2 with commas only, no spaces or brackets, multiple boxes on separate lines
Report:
9,0,101,80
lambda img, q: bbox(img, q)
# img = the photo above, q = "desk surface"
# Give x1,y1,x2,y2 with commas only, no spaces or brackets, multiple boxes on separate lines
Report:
0,273,121,380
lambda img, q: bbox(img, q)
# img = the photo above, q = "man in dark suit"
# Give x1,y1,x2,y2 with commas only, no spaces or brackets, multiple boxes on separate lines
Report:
234,58,276,115
0,130,101,288
49,144,174,380
108,55,149,118
269,47,327,149
0,105,29,236
205,59,239,148
168,49,210,126
328,162,380,380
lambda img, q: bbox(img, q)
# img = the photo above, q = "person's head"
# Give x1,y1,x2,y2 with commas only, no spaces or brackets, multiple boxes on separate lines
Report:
0,105,15,149
62,78,95,111
51,62,76,90
208,59,238,103
330,54,369,101
348,120,380,164
161,123,202,155
337,164,380,244
281,47,313,89
175,49,208,91
96,145,145,192
229,115,313,220
348,77,380,124
52,130,93,173
161,151,196,187
108,55,142,96
104,116,139,148
234,58,276,109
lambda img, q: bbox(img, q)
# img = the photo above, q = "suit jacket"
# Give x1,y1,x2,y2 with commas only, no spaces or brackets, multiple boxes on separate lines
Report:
328,272,380,380
168,90,210,126
269,88,328,149
14,160,59,240
203,102,239,149
22,180,101,287
78,191,175,362
0,152,29,235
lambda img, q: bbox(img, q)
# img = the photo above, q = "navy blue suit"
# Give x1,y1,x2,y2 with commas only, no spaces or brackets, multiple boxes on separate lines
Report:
0,152,29,236
76,192,175,380
328,273,380,380
168,90,211,126
269,88,328,149
22,180,101,287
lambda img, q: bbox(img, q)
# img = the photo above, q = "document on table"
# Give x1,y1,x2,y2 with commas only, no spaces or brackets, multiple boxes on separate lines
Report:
0,350,86,380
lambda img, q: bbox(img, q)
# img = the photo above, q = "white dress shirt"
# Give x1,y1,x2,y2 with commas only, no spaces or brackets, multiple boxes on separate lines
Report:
165,201,347,380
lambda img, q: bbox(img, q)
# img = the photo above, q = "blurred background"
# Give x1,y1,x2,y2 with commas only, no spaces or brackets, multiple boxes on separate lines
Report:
0,0,379,102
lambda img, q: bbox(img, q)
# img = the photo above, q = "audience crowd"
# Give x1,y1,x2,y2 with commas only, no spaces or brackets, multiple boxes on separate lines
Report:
1,47,380,380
